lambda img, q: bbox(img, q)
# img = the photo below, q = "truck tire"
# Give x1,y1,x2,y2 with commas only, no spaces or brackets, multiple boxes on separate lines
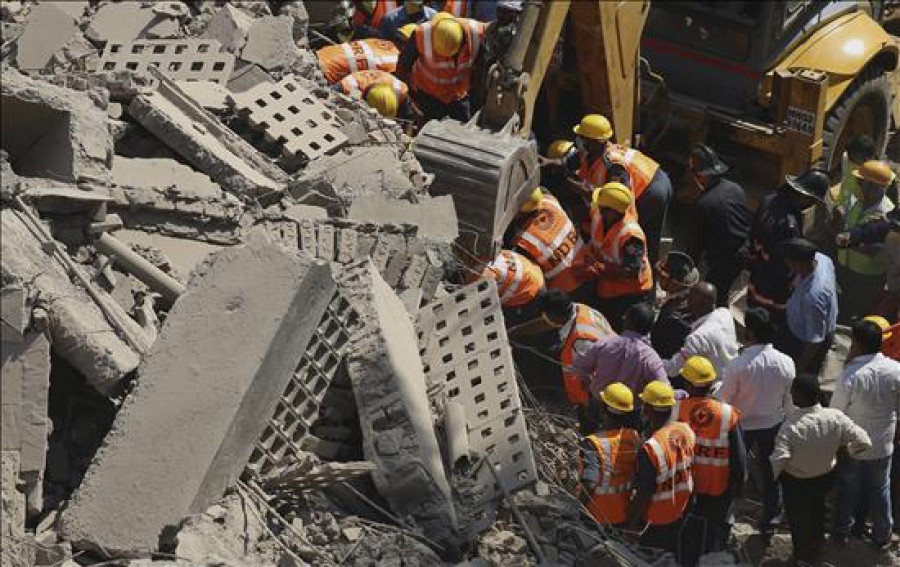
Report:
821,65,892,172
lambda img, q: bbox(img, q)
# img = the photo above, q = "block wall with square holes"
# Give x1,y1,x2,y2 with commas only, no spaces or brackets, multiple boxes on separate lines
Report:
232,75,347,160
98,39,235,83
415,280,538,532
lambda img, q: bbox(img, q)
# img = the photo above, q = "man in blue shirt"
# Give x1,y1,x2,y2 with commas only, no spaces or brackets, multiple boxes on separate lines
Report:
776,238,838,375
379,0,436,43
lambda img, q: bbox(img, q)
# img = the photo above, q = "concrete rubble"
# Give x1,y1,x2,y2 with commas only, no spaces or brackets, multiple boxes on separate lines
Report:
0,2,624,565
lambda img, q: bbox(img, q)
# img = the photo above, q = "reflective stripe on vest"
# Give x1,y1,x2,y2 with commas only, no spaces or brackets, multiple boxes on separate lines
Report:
317,40,399,84
585,429,640,524
590,214,653,298
340,70,408,102
484,250,544,307
559,304,611,405
517,196,581,283
645,423,695,525
443,0,469,17
578,145,659,200
673,398,736,496
413,18,483,103
837,196,893,275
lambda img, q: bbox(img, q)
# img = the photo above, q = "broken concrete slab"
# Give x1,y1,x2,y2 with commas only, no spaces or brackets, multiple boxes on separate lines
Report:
338,261,458,547
1,209,140,394
290,146,416,203
98,39,235,84
127,69,287,196
240,15,297,71
175,80,231,111
202,4,254,54
14,1,82,70
226,61,272,93
348,195,459,242
111,156,225,201
60,242,337,555
1,331,51,516
85,2,158,45
232,75,347,161
1,68,112,185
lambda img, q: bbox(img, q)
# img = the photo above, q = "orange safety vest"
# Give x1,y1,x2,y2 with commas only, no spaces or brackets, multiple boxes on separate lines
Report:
513,195,588,293
559,304,613,405
583,429,641,525
339,70,409,104
441,0,470,17
578,145,659,201
317,39,400,84
884,323,900,362
483,250,545,307
645,422,696,525
412,18,484,103
672,397,739,496
589,209,653,298
351,0,400,29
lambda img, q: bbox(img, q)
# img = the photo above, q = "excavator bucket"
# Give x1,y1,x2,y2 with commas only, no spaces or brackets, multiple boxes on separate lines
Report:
412,118,539,263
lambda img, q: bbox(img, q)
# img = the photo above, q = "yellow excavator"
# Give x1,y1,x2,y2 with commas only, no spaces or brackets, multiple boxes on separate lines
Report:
412,0,898,262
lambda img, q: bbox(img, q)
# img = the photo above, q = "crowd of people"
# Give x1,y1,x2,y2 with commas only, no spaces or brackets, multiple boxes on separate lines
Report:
310,2,900,565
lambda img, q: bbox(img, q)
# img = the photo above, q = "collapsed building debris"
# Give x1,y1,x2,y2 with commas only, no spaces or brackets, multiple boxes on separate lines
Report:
60,242,336,555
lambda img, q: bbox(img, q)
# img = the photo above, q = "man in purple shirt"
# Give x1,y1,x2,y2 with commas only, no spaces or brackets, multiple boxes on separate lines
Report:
573,303,669,398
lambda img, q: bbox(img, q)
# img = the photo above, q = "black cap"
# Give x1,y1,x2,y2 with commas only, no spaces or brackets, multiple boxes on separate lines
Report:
660,251,700,285
785,169,829,202
888,207,900,232
781,237,818,263
690,144,729,177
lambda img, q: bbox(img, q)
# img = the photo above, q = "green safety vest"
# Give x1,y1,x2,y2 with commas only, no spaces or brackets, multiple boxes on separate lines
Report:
837,195,894,275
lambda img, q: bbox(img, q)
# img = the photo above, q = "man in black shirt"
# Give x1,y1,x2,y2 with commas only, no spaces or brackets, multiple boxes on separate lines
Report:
686,145,751,307
748,169,830,324
651,251,699,368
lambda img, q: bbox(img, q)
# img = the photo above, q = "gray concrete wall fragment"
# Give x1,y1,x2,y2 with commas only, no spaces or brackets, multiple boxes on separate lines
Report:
348,195,459,242
240,15,297,71
14,1,82,70
60,242,336,555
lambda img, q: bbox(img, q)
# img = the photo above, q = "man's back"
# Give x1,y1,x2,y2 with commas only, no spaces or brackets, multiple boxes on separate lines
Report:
574,331,667,395
694,178,751,260
831,353,900,460
786,252,838,343
718,344,795,431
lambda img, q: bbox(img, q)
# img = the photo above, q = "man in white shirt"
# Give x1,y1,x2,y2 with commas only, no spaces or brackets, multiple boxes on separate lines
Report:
718,308,795,534
830,319,900,548
771,374,871,566
663,282,738,386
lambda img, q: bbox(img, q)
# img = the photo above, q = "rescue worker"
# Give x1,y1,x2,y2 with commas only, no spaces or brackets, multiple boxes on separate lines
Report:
379,0,436,43
509,188,590,297
835,160,895,323
587,182,654,330
863,315,900,362
836,206,900,319
538,289,613,411
672,356,746,565
833,135,879,223
579,383,641,526
568,114,673,265
470,1,523,112
651,251,700,359
395,15,485,122
627,381,696,560
541,139,589,223
316,37,401,84
351,0,400,38
338,71,410,119
747,168,829,325
481,249,545,325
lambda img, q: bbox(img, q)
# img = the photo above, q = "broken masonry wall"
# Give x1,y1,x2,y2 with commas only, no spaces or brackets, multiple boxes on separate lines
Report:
338,261,458,549
60,242,336,555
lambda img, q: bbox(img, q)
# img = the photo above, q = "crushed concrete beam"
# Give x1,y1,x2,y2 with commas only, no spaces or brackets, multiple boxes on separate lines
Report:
60,242,337,555
127,69,287,196
1,68,112,185
348,195,459,242
1,331,51,517
415,280,539,536
98,39,235,84
1,209,140,394
240,15,298,71
14,1,83,70
337,261,458,547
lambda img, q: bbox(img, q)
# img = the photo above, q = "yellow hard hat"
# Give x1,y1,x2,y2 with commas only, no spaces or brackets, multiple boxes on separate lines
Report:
680,355,717,386
398,23,418,40
639,381,676,409
573,114,613,142
863,315,893,340
591,182,633,213
547,139,574,160
853,160,895,187
365,84,399,118
433,11,454,22
520,187,544,213
600,382,634,413
433,18,464,57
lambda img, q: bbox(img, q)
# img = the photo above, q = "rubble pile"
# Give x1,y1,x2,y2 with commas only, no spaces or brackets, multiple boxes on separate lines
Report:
0,2,647,566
